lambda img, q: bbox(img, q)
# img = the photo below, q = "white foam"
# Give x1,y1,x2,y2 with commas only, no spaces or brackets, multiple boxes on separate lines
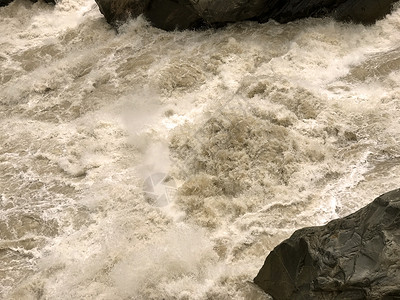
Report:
1,3,400,299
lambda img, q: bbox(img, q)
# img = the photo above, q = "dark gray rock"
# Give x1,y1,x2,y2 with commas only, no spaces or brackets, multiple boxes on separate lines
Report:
94,0,399,30
333,0,397,24
144,0,203,31
94,0,203,30
254,188,400,300
94,0,150,27
191,0,269,24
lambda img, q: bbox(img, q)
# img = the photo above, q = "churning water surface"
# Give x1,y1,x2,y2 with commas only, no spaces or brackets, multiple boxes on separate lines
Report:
1,0,400,299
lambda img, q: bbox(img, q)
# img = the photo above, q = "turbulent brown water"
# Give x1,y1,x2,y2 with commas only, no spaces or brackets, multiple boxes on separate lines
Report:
1,0,400,298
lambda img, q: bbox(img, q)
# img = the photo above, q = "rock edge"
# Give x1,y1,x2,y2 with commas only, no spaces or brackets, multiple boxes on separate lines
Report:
93,0,399,30
254,188,400,300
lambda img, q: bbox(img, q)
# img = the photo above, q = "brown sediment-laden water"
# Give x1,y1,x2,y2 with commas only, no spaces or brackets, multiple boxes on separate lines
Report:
0,0,400,298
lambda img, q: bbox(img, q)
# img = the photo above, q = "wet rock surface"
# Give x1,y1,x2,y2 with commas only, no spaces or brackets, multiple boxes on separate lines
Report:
93,0,399,30
254,188,400,300
94,0,150,27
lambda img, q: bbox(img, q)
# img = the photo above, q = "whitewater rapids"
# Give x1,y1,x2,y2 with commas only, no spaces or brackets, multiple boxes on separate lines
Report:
0,0,400,298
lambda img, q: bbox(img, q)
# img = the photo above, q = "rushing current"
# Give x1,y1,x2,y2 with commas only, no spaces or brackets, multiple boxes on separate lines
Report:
1,0,400,298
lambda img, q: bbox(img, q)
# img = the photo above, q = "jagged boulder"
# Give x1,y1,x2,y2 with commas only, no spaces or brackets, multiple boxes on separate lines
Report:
94,0,203,30
94,0,399,30
333,0,398,24
191,0,268,24
94,0,149,27
254,188,400,300
143,0,203,31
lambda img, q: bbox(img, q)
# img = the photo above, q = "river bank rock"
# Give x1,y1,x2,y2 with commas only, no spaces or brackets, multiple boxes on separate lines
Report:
254,188,400,300
94,0,399,30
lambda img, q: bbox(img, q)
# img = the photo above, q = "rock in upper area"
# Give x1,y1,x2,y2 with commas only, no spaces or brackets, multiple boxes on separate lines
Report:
93,0,399,30
254,188,400,300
